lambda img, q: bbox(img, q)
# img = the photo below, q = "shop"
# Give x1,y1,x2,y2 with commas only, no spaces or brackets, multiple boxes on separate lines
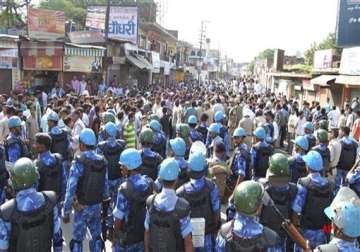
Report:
335,75,360,106
0,35,19,94
63,43,105,88
310,75,340,106
21,40,63,91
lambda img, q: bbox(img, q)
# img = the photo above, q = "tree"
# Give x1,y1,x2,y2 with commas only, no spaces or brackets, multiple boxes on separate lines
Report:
0,0,30,29
40,0,139,30
304,33,342,66
248,48,275,74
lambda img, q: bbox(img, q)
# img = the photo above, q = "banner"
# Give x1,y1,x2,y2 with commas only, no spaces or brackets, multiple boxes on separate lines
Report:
86,6,106,30
63,56,102,73
340,47,360,75
108,6,138,44
152,51,160,73
336,0,360,47
23,56,62,71
313,49,334,69
0,49,17,69
28,8,65,40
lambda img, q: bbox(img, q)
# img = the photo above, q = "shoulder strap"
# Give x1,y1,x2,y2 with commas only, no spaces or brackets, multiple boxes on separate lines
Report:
0,198,16,221
174,197,190,219
261,226,281,247
42,191,57,208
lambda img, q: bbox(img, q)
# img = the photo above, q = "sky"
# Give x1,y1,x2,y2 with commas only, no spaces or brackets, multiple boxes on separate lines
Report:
163,0,338,62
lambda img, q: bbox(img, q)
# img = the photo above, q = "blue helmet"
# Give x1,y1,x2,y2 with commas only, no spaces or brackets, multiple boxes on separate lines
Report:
119,148,142,170
325,201,360,238
79,128,97,146
304,122,314,131
303,150,323,171
233,127,247,137
169,137,186,156
188,152,206,172
47,112,59,122
104,122,118,138
188,115,197,124
214,111,225,122
8,116,22,128
292,136,309,151
149,120,161,132
253,127,266,139
159,158,179,181
208,123,220,134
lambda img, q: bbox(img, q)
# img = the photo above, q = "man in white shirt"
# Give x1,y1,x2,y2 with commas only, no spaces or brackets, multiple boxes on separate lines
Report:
71,109,86,153
328,127,342,180
328,106,340,128
295,111,307,136
79,75,87,95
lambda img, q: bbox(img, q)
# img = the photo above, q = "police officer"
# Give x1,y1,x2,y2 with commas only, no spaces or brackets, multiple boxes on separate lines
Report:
177,152,220,252
169,137,189,188
214,111,231,158
216,181,282,251
4,116,29,163
47,111,70,168
149,120,166,158
317,119,329,132
112,148,154,251
176,123,192,158
188,115,204,142
251,127,274,179
304,122,316,152
206,123,222,158
313,129,331,176
33,133,66,206
98,111,117,142
144,158,193,252
0,157,63,252
336,126,358,192
0,144,7,205
196,113,209,143
97,122,126,237
139,128,163,180
292,151,335,251
289,136,308,183
62,128,109,252
314,187,360,252
228,127,250,191
260,153,298,251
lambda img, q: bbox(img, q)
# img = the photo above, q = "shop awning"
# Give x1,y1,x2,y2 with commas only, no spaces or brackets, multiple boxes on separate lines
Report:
65,43,105,57
335,75,360,86
126,53,147,69
136,55,153,70
310,75,336,86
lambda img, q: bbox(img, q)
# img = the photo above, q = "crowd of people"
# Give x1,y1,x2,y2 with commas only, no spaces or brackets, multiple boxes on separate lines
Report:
0,78,358,252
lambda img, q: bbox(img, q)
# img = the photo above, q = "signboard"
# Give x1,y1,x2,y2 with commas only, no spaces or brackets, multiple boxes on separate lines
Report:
68,31,105,44
28,8,65,40
336,0,360,47
0,57,16,69
152,51,160,73
314,49,334,69
108,6,138,44
63,56,102,73
86,6,106,30
340,47,360,75
23,56,62,71
0,49,17,58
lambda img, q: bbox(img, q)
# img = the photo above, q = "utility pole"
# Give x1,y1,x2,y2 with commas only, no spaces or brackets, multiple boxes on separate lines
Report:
198,20,208,86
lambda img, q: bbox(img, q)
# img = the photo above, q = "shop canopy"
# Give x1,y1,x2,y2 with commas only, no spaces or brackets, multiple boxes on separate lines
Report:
310,75,336,87
65,43,105,57
124,43,152,70
335,75,360,86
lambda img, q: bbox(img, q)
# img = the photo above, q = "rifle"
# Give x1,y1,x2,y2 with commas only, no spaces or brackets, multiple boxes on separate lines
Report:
101,197,111,242
263,192,309,250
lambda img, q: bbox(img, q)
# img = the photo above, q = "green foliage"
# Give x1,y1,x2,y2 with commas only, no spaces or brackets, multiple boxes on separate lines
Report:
304,33,342,66
248,48,274,74
284,64,312,74
0,0,27,29
39,0,139,30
